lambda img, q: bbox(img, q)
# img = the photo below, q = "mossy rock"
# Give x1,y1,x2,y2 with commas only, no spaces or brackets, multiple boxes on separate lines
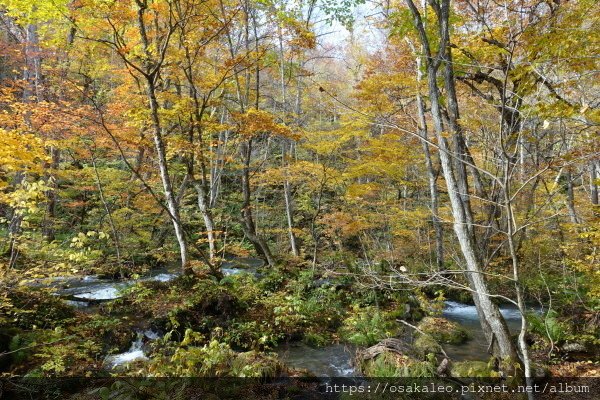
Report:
532,362,550,378
360,351,436,377
413,334,443,357
451,360,500,377
231,350,283,377
417,317,469,344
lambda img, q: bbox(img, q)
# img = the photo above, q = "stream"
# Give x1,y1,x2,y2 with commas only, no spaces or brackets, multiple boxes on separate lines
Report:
30,268,179,304
30,264,534,373
32,257,263,305
276,343,356,377
441,301,533,362
276,301,534,377
103,330,160,368
28,258,263,369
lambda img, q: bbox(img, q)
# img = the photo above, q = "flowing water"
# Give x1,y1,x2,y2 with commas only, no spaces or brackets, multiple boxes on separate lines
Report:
31,262,536,374
222,257,263,277
104,330,160,369
276,343,356,377
441,300,536,362
103,299,529,375
276,301,539,376
36,256,261,303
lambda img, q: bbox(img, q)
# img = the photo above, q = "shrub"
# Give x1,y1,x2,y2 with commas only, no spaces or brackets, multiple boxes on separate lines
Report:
526,310,568,344
338,306,400,346
360,351,437,377
224,320,282,350
451,360,500,377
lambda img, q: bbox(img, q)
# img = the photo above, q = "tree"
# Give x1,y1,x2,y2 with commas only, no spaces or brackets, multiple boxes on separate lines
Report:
403,0,521,370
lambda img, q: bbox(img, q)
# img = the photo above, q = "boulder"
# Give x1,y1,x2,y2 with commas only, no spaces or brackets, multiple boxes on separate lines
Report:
562,342,587,353
416,317,469,344
413,334,443,357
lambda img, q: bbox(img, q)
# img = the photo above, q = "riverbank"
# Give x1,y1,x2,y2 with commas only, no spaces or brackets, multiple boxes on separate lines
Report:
2,261,597,380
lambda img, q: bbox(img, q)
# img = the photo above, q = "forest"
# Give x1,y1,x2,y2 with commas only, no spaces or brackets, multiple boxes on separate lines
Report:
0,0,598,396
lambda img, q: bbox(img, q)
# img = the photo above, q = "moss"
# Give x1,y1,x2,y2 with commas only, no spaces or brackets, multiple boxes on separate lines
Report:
417,317,469,345
413,334,443,357
302,332,330,347
360,351,437,377
145,338,284,377
532,362,550,378
451,360,500,377
231,350,283,377
442,288,474,304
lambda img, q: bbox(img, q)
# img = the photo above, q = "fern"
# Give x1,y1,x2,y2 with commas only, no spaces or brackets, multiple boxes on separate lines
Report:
526,310,567,343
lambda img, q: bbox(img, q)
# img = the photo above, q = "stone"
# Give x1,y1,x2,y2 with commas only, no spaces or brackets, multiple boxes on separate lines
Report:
562,342,587,353
416,316,469,345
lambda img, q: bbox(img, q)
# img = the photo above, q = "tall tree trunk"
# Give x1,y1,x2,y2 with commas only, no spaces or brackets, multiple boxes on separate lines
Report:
235,153,269,264
43,147,60,242
589,162,598,205
177,17,221,262
240,140,275,266
220,0,274,265
277,25,299,257
146,83,189,269
408,38,444,270
565,169,580,224
135,1,188,270
504,160,534,397
405,0,520,366
433,63,519,364
283,143,299,256
91,155,122,266
194,181,216,260
9,22,43,267
7,171,25,269
210,124,228,209
442,45,476,241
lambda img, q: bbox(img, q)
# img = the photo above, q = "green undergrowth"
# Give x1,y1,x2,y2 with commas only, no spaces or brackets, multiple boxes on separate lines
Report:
359,351,438,378
1,263,432,377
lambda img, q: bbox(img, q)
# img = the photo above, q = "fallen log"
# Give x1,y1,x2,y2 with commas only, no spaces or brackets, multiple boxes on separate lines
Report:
357,338,416,362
